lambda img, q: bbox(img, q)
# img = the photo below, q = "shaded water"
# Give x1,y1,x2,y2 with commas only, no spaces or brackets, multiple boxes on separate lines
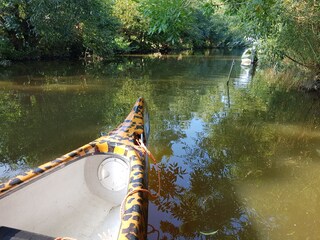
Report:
0,50,320,239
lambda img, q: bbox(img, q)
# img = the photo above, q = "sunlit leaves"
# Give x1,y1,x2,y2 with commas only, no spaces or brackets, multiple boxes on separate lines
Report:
222,0,320,72
139,0,194,46
112,0,148,51
1,0,248,58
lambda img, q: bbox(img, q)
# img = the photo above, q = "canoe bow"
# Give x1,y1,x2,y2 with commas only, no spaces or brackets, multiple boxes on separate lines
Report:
0,97,150,240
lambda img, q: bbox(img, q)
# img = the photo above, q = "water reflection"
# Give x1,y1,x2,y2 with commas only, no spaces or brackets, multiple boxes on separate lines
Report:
0,50,320,239
150,79,319,239
234,65,254,88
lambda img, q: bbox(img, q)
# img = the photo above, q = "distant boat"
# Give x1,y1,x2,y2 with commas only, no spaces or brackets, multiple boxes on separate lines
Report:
241,48,257,66
0,98,150,240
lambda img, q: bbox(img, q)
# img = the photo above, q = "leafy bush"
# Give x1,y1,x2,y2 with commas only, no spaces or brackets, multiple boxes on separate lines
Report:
0,0,118,59
223,0,320,74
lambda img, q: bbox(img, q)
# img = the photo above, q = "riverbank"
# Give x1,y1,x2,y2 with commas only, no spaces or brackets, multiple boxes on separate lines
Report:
2,50,320,97
253,67,320,96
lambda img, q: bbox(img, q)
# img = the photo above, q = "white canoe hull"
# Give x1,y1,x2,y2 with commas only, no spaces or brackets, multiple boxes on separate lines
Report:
0,154,127,240
0,97,150,240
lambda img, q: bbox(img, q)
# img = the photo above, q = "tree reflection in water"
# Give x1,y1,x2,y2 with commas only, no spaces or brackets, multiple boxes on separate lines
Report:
149,144,258,239
1,54,320,239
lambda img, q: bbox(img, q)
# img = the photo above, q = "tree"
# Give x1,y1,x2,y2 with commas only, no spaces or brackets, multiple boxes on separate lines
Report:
0,0,38,59
139,0,195,51
222,0,320,74
0,0,118,59
112,0,148,52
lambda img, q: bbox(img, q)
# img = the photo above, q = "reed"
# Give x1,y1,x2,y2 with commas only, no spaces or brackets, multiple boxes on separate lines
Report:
254,67,310,91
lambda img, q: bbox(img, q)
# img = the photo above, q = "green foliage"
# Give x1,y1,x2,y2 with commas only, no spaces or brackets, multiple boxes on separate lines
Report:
0,0,118,59
223,0,320,74
139,0,194,48
113,36,132,53
113,0,245,52
0,0,249,59
185,10,245,49
81,0,118,57
30,0,84,57
0,0,39,59
35,0,118,58
0,36,22,60
277,1,320,72
112,0,149,52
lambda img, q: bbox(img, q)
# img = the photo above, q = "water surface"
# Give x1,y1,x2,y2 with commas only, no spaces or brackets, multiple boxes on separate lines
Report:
1,50,319,239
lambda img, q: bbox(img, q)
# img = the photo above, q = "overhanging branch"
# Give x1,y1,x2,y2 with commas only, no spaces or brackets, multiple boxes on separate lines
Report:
283,53,314,69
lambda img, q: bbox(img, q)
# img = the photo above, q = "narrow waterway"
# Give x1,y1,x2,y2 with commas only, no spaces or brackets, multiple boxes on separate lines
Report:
0,50,319,239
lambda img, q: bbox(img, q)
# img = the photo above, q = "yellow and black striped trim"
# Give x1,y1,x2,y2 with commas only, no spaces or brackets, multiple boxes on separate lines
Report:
0,97,149,240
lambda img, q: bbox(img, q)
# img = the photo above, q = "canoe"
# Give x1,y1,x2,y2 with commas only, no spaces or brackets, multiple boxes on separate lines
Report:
0,97,150,240
241,48,257,66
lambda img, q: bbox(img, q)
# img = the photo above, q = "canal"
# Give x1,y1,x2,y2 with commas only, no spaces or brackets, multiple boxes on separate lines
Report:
1,50,320,239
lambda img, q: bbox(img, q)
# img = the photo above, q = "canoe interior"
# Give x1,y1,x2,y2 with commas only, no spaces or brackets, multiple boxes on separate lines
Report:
0,154,130,240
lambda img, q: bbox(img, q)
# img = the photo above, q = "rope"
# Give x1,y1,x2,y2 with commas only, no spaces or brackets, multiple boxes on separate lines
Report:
56,139,161,239
120,139,161,217
136,139,161,198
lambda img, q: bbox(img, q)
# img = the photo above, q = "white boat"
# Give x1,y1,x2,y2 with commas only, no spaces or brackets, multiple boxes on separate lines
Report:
0,98,150,240
241,48,256,66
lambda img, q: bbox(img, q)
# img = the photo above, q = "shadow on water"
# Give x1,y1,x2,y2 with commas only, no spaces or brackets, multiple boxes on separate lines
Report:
0,49,320,239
